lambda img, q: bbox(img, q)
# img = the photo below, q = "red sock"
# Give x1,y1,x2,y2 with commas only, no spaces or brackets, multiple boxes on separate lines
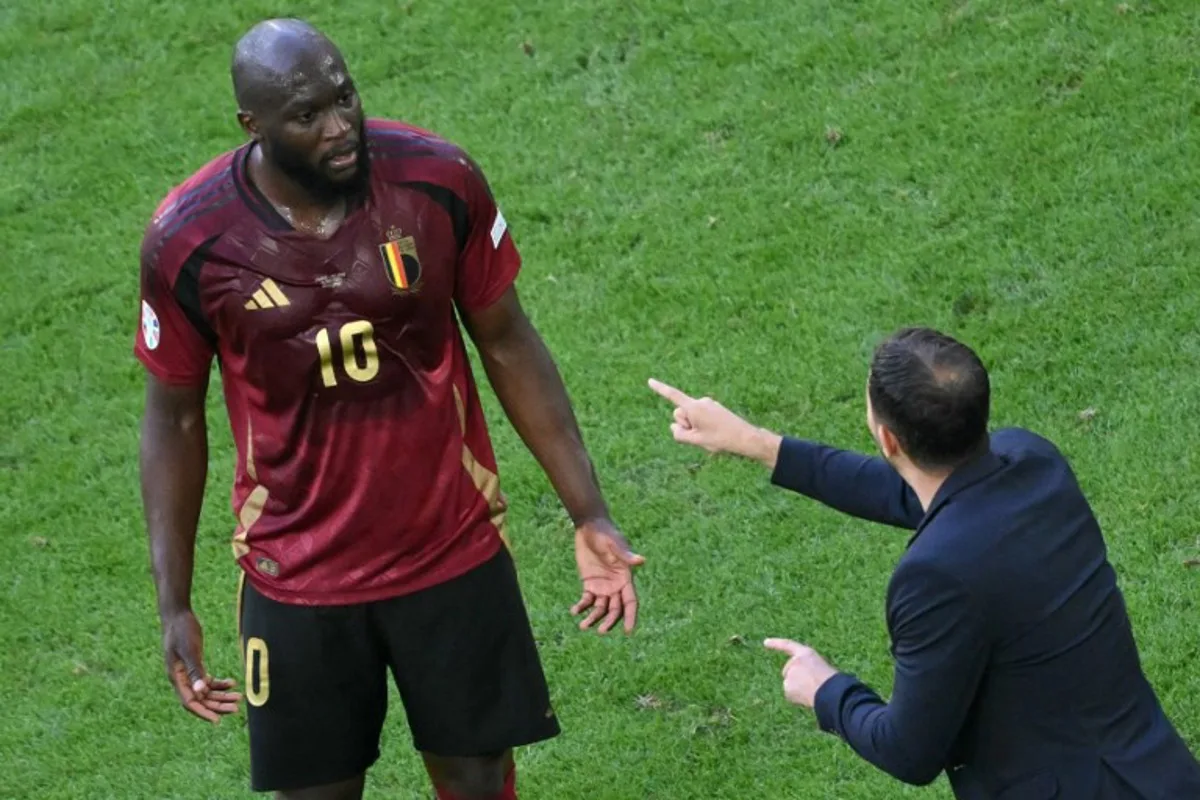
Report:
433,765,517,800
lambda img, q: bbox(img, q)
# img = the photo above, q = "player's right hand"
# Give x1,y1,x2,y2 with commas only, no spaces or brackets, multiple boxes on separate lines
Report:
160,610,241,724
647,378,778,463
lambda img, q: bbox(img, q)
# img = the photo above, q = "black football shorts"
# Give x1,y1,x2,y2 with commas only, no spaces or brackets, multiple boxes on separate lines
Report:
237,546,560,792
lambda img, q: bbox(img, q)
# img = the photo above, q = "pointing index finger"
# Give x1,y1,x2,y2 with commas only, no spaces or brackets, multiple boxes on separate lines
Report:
648,378,693,407
763,638,805,657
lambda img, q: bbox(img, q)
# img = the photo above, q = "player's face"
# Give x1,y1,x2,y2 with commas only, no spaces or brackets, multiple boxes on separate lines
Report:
258,57,367,199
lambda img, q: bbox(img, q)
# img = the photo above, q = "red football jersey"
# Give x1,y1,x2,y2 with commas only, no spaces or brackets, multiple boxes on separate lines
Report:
135,119,519,605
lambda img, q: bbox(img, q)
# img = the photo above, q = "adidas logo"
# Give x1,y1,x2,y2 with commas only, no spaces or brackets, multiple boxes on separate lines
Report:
245,279,291,310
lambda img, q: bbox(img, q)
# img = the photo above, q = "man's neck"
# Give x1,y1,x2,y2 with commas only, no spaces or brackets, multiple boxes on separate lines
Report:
248,145,346,236
897,462,952,513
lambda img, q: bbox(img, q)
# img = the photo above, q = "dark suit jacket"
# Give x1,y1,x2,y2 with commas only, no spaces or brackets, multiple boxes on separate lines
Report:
771,427,1200,799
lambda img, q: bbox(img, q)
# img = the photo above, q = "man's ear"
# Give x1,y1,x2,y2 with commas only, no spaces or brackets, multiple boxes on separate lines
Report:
876,423,902,461
237,110,262,142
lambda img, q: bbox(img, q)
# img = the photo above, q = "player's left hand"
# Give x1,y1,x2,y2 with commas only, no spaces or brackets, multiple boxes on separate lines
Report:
572,519,644,635
763,638,839,709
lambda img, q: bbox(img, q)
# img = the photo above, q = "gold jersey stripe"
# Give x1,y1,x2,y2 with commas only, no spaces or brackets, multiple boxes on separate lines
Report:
453,386,510,548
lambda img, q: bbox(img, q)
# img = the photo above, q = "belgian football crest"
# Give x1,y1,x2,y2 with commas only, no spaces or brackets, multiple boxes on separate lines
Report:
380,226,421,291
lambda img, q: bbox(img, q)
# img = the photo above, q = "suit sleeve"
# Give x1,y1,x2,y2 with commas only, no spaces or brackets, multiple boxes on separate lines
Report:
770,437,924,529
812,561,989,786
453,156,521,314
133,221,214,385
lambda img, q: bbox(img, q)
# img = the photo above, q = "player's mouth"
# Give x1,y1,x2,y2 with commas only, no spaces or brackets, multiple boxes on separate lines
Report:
326,145,359,171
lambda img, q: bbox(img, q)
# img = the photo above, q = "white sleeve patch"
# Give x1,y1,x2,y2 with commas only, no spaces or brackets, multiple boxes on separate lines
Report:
490,210,507,249
141,300,161,350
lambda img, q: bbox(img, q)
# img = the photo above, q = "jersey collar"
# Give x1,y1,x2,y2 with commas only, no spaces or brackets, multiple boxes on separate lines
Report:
231,142,369,234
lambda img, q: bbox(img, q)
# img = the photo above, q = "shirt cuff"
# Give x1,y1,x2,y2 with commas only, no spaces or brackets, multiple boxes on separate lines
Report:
770,436,817,493
813,672,861,734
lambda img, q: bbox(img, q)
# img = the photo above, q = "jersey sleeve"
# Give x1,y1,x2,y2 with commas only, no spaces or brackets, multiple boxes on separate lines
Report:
133,218,215,385
453,156,521,313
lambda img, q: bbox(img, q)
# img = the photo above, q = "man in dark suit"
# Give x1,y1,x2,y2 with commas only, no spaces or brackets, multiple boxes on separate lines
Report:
649,327,1200,798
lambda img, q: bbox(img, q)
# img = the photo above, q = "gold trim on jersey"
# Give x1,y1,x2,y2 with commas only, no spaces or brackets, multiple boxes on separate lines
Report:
232,421,269,560
245,421,258,482
453,386,510,548
232,486,268,559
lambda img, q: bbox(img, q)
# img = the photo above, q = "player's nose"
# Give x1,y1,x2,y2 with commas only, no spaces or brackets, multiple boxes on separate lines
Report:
322,111,353,142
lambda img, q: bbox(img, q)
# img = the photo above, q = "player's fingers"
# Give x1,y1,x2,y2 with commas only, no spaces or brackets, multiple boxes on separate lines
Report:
183,698,221,724
205,690,242,704
597,594,623,634
616,547,646,567
622,585,639,634
204,697,241,714
673,407,692,429
671,424,709,449
648,378,694,407
580,595,608,627
202,694,240,710
671,422,697,443
580,597,609,630
208,677,238,691
763,638,806,658
571,591,596,616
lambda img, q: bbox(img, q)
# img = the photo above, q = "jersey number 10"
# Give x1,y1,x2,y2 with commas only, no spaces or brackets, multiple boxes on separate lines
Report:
315,320,379,387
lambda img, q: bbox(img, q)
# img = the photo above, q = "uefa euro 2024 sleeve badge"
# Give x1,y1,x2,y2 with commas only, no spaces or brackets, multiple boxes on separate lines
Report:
141,300,161,350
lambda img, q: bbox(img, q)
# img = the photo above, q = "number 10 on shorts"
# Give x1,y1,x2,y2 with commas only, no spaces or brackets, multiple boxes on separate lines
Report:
245,636,270,707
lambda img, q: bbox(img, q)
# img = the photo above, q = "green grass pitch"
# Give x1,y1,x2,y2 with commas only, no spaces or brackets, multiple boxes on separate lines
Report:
2,1,1198,797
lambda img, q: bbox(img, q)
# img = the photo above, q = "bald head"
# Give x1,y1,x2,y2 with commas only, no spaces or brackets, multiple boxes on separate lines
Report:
232,19,345,114
230,19,367,201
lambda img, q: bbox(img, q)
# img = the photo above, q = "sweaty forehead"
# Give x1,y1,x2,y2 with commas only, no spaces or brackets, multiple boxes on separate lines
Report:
277,53,347,98
270,47,344,87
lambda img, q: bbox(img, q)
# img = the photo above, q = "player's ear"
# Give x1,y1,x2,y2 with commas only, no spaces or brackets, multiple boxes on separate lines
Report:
237,110,262,142
877,423,902,461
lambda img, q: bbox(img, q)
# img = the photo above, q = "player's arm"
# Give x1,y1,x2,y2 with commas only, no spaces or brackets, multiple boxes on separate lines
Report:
453,154,641,634
768,437,924,529
648,380,923,529
448,151,609,528
139,371,239,722
462,287,643,634
140,373,208,624
135,220,239,720
811,562,987,785
462,290,648,604
460,287,607,526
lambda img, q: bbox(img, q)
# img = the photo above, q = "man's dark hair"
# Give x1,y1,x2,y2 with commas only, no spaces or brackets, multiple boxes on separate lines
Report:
868,327,990,470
